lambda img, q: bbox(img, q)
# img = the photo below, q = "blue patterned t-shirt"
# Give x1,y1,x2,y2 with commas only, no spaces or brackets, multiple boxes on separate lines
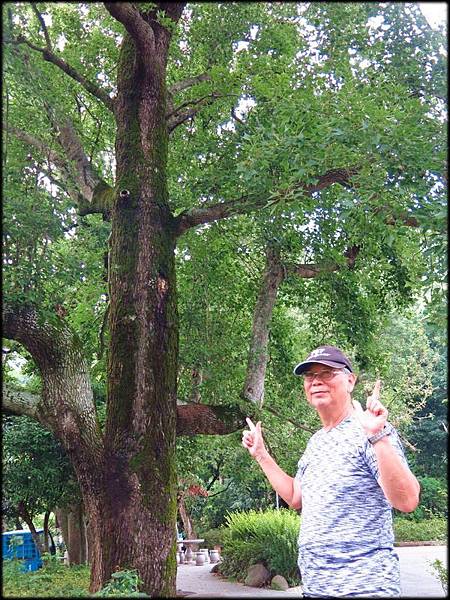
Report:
295,415,409,598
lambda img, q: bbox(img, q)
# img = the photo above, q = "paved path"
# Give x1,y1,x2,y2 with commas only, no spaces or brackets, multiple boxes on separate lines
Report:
397,545,447,598
176,546,447,597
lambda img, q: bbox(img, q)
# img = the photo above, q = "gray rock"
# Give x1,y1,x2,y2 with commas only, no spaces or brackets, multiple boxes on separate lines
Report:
244,563,270,587
271,575,289,591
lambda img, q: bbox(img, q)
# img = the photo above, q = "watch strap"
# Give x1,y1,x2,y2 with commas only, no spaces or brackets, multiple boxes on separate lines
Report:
368,423,393,445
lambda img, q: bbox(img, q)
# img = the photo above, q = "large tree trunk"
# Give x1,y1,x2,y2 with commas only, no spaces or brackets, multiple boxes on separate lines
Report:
3,4,247,596
92,7,184,595
3,301,248,594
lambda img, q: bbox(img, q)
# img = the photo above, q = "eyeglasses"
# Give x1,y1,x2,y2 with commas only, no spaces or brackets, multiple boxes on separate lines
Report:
301,368,350,382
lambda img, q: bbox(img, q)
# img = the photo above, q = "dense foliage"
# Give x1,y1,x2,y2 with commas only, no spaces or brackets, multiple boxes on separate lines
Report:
2,415,80,530
2,555,90,598
3,2,446,388
220,508,301,585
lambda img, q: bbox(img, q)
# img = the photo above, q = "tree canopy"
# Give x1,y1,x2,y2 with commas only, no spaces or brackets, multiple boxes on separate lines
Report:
2,2,447,595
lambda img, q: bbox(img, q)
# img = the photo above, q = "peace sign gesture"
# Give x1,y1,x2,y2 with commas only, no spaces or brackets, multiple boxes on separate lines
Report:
352,379,388,437
242,417,268,461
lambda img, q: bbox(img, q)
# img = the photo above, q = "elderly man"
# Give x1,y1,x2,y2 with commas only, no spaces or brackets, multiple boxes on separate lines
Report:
242,345,420,598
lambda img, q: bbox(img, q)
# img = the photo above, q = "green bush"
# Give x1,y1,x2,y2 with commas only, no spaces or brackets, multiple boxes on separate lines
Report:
429,559,448,594
95,569,148,597
394,476,448,521
393,516,447,542
2,559,149,597
2,555,90,597
198,527,226,549
417,477,448,517
220,508,301,586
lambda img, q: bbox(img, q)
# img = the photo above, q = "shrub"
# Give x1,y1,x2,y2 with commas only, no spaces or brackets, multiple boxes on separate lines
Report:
198,527,226,549
417,477,448,517
2,556,90,597
393,476,448,521
95,568,148,597
429,559,448,594
220,508,301,586
393,516,447,542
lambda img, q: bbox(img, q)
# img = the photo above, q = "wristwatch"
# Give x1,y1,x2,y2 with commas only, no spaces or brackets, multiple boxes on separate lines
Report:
368,423,394,445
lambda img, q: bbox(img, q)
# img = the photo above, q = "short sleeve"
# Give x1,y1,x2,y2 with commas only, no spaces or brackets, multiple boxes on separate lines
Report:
363,424,410,481
295,453,306,482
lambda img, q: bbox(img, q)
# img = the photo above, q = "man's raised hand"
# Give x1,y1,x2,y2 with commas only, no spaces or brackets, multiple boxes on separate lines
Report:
242,417,267,461
352,379,388,437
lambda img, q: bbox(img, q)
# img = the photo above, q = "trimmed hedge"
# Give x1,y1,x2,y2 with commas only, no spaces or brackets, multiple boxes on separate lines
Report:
393,517,447,543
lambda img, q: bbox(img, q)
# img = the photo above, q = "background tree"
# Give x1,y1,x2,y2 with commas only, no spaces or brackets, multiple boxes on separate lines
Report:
2,2,446,595
2,414,80,554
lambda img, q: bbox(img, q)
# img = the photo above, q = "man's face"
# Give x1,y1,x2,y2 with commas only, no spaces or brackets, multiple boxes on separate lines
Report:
303,363,356,411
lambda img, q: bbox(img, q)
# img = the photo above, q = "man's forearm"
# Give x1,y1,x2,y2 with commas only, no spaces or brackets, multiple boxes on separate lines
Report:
255,451,298,507
374,437,420,512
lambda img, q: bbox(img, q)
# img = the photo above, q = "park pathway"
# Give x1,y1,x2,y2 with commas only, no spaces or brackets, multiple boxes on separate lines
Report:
176,545,447,598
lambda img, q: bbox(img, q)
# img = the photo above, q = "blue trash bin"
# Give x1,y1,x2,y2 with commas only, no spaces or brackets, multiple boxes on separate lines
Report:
2,529,44,572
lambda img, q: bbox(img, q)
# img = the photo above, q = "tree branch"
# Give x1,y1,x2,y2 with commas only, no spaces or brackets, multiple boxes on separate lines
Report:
168,73,211,96
206,481,232,498
31,3,52,50
205,456,225,491
397,432,418,452
166,72,213,124
287,245,361,278
174,166,424,237
52,117,112,212
8,36,114,111
167,92,225,133
6,124,61,165
3,380,248,438
231,107,245,126
374,205,419,228
5,123,84,208
5,122,113,217
2,303,101,454
174,167,359,235
2,384,41,421
156,2,186,22
104,2,155,55
263,405,315,434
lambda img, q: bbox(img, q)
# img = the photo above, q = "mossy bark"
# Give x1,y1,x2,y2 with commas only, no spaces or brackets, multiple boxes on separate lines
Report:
95,29,178,596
